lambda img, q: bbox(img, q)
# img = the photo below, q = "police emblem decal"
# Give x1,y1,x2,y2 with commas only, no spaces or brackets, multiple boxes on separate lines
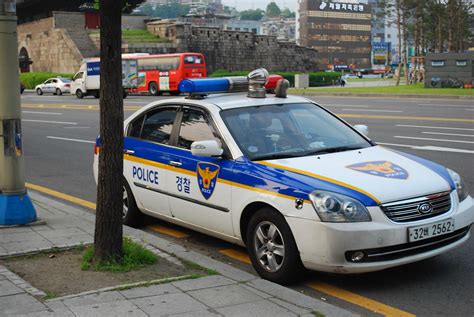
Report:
197,162,220,200
347,161,408,179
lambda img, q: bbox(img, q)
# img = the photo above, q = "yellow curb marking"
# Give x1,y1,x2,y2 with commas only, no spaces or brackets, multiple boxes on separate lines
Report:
146,224,189,239
219,247,415,317
306,281,416,317
26,182,96,210
219,248,252,264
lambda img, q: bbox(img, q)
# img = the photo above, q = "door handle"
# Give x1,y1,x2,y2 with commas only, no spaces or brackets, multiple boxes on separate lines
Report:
124,149,135,155
169,161,182,167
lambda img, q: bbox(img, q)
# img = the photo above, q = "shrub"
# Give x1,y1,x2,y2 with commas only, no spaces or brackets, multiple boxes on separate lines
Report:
209,70,341,87
20,72,74,89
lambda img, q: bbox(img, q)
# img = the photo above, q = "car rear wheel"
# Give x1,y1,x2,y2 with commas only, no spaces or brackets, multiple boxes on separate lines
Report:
76,89,84,99
246,207,303,285
36,88,43,95
123,180,143,228
56,88,62,96
149,82,159,96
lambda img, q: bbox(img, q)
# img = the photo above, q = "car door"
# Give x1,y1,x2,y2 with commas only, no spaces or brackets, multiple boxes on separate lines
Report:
166,107,234,237
42,79,52,93
123,106,180,217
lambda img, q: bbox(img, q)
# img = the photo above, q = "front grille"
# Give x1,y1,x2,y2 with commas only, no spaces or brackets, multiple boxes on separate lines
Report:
381,191,452,223
346,226,471,263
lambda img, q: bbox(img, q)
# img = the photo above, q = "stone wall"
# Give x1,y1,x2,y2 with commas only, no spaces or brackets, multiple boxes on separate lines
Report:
53,11,84,30
148,22,319,73
18,18,82,73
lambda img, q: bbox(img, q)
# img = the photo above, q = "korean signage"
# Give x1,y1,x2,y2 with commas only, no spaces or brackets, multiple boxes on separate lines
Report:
372,42,390,66
319,1,365,12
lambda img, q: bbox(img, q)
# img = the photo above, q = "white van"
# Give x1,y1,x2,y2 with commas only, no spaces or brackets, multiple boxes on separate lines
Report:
71,58,138,99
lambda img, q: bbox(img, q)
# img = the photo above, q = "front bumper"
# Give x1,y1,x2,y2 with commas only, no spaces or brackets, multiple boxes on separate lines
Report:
287,193,474,273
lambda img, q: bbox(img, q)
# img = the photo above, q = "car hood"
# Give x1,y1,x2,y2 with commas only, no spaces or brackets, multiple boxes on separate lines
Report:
261,145,454,204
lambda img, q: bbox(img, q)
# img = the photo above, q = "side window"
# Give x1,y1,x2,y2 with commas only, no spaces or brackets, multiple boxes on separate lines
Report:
177,109,219,149
141,108,177,144
128,114,145,138
44,79,52,84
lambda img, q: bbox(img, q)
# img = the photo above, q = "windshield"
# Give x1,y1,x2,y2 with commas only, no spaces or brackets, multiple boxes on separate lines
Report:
221,103,372,160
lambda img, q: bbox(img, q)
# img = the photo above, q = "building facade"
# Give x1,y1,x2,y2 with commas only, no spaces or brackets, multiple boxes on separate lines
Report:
298,0,372,69
261,18,296,42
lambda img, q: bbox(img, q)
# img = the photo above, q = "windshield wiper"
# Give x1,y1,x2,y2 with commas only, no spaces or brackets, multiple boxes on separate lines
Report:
251,153,303,161
305,146,363,156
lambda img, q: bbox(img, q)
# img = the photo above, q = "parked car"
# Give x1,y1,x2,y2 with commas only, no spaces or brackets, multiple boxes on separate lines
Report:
342,74,359,80
35,77,71,95
93,69,473,284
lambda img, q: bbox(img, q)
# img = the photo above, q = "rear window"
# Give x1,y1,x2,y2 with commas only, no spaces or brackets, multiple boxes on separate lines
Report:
184,55,204,65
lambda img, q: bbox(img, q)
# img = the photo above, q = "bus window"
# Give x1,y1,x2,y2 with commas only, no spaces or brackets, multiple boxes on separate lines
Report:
184,55,203,64
138,56,180,71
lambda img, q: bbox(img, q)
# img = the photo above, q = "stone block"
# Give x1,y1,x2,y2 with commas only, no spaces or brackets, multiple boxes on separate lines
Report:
68,300,147,317
0,280,24,297
172,275,235,292
0,294,47,315
120,283,180,299
131,292,207,315
187,284,261,308
216,299,297,317
61,291,125,308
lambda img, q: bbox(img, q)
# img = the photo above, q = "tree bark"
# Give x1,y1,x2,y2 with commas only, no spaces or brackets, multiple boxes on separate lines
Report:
395,0,402,86
94,0,124,262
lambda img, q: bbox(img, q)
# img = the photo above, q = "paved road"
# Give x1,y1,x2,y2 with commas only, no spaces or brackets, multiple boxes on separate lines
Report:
20,92,474,316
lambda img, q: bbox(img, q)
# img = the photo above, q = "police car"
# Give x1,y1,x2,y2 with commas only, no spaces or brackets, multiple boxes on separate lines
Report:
93,69,474,284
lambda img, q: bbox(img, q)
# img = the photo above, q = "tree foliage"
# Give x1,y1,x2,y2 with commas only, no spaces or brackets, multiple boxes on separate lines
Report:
266,2,281,17
135,3,190,18
281,8,296,18
240,9,265,21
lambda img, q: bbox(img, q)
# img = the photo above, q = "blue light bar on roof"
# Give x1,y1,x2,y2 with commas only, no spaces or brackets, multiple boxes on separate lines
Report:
179,77,248,95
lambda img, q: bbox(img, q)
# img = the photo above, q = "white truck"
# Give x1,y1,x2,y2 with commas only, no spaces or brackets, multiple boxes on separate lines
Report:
71,58,138,99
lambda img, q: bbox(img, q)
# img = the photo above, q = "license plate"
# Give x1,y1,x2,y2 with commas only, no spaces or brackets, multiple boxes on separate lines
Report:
408,219,455,242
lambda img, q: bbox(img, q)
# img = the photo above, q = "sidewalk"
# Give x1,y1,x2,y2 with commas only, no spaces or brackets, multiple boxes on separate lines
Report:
0,191,357,317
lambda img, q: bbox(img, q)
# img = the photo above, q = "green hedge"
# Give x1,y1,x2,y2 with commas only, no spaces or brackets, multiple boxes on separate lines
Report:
209,69,341,87
20,72,74,89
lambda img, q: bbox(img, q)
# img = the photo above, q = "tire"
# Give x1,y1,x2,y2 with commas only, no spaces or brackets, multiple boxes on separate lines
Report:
123,91,128,99
76,89,84,99
56,88,62,96
93,91,100,99
246,207,303,285
149,82,159,96
36,88,43,95
123,180,143,228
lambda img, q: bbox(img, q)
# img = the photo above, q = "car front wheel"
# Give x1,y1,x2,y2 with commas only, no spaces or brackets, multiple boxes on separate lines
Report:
246,207,303,285
76,90,84,99
36,88,43,95
56,88,62,96
123,181,143,228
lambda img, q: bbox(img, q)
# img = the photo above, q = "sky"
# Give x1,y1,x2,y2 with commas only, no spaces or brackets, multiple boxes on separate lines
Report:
221,0,298,11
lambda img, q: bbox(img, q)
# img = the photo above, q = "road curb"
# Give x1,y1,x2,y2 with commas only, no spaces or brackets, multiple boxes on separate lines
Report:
292,92,474,100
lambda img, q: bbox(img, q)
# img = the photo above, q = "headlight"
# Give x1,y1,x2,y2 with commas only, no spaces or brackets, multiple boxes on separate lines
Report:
309,190,371,222
447,169,469,202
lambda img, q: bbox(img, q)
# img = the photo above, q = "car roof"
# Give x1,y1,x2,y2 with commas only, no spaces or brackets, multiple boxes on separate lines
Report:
201,93,312,110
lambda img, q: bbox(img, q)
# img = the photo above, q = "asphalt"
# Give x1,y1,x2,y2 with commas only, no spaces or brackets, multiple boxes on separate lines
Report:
17,92,474,316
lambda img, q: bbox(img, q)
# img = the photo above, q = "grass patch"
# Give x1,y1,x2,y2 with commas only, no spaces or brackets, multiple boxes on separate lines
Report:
291,83,474,96
312,311,326,317
44,291,57,300
122,29,170,43
82,237,157,272
20,72,73,89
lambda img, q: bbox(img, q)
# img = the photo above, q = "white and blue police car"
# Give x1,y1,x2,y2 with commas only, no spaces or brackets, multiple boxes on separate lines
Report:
93,69,474,284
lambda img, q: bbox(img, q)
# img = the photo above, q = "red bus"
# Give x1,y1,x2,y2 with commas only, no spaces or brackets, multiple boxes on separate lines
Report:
131,53,206,95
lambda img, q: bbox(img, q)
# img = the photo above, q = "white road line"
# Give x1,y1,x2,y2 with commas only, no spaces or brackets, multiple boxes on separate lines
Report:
46,136,95,144
466,109,474,111
396,125,474,131
394,136,474,144
422,132,474,138
417,103,474,108
341,109,403,113
23,119,77,125
22,111,62,115
377,142,474,154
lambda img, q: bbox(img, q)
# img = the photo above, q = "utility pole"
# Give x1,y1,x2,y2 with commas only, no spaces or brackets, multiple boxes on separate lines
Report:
0,0,37,225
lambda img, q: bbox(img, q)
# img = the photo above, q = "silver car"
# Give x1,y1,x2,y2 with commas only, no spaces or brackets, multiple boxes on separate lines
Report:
35,77,71,95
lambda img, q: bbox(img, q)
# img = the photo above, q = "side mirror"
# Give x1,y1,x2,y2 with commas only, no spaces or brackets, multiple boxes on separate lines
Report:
354,124,369,137
191,140,224,157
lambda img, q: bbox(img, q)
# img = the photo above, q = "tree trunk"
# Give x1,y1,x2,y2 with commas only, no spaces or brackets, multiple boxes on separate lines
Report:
94,0,124,262
396,0,402,86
